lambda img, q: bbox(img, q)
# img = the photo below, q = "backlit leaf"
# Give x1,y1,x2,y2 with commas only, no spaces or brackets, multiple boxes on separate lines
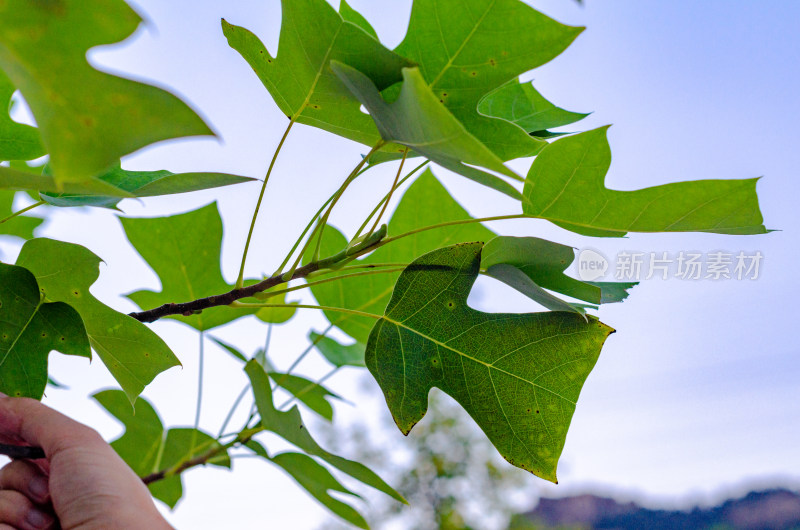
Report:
332,62,522,199
271,452,368,529
0,191,42,241
122,203,272,331
309,331,365,368
269,372,342,421
478,80,588,136
0,0,213,183
0,69,44,161
221,0,412,147
93,390,230,508
394,0,582,160
245,360,405,503
41,163,254,209
366,243,613,482
522,127,768,236
0,165,136,196
481,236,636,305
17,239,179,402
0,263,90,398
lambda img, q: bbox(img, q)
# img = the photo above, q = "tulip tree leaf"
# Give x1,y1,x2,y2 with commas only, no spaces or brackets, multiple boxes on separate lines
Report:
478,80,588,136
339,0,378,39
0,191,42,241
269,371,342,422
0,263,90,399
271,452,368,529
16,239,179,402
332,62,522,199
0,0,213,183
122,203,288,331
365,242,614,482
40,163,254,209
481,236,636,305
523,127,768,237
309,331,366,368
393,0,583,161
221,0,412,148
0,70,44,161
307,169,493,344
244,359,405,503
93,390,230,509
0,165,136,196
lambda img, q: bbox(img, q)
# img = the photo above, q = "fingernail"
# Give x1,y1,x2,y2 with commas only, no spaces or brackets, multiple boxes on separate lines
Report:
29,476,49,501
25,508,53,529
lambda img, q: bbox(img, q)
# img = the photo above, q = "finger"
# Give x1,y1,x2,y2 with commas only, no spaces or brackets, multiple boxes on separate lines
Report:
0,396,106,458
0,460,50,504
0,490,55,529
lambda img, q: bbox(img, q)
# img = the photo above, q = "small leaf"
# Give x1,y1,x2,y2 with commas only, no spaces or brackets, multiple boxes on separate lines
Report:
0,191,42,241
122,203,264,331
244,360,405,503
254,291,298,324
481,236,636,305
332,62,522,199
365,243,613,482
17,239,179,402
478,80,588,134
522,127,768,236
0,263,90,398
394,0,583,161
40,163,254,209
269,371,342,422
93,390,229,508
484,263,586,317
0,69,44,161
0,165,135,196
209,337,248,363
309,331,366,368
0,0,213,183
221,0,412,147
271,452,368,529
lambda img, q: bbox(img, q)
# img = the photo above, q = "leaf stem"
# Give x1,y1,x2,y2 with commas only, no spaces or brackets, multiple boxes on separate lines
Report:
216,384,250,439
236,119,295,288
366,148,407,238
379,214,530,247
190,331,206,457
272,323,334,392
0,200,45,224
351,160,428,242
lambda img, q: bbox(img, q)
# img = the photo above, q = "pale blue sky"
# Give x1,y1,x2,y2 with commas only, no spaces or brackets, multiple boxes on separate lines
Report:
2,1,798,527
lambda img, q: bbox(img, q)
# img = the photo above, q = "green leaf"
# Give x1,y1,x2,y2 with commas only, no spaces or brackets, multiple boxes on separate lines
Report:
244,359,405,503
481,236,636,305
93,390,229,509
309,331,366,368
0,0,213,183
16,239,179,402
209,336,248,363
483,263,587,316
365,243,613,482
0,191,42,240
271,452,368,529
0,263,90,399
122,203,264,331
522,127,768,236
339,0,378,39
269,372,341,422
221,0,412,147
40,163,255,209
478,80,588,134
393,0,583,161
0,69,44,161
307,169,493,344
332,62,522,199
0,165,136,196
254,291,298,324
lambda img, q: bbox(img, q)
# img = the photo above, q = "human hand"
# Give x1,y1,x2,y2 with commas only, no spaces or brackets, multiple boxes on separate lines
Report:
0,393,172,529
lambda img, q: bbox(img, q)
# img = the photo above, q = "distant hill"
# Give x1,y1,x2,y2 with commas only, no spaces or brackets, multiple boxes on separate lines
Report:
512,488,800,529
